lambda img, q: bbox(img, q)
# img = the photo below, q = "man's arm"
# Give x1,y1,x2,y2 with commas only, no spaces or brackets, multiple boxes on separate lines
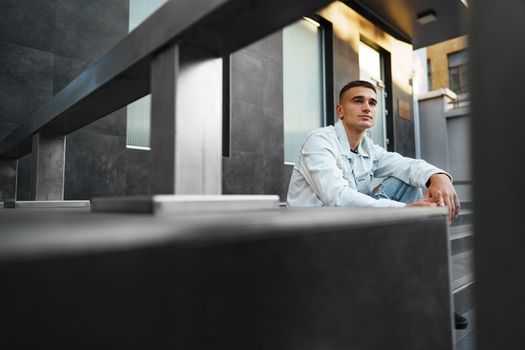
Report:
372,146,459,221
372,146,446,187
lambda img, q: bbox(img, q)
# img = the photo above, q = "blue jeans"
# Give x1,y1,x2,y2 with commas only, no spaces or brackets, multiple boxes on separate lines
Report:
372,177,423,204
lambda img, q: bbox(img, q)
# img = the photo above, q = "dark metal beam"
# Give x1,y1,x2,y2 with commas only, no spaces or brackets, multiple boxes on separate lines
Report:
0,0,333,159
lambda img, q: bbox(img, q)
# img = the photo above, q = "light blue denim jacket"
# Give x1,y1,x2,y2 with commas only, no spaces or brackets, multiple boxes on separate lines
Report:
287,120,449,208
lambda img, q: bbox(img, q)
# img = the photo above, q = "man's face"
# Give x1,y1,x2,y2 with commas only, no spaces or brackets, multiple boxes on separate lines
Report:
336,86,377,132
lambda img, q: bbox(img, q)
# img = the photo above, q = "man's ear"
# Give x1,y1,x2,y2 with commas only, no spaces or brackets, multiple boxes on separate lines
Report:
336,104,344,120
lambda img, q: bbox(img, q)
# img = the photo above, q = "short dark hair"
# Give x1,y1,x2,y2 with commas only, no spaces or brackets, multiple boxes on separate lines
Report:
339,80,377,101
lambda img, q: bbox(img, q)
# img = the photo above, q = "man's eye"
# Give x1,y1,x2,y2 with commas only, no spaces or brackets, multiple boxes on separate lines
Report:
370,101,377,106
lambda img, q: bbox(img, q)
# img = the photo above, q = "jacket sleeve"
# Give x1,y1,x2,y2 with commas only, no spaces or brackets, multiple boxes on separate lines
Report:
372,144,451,187
297,133,406,208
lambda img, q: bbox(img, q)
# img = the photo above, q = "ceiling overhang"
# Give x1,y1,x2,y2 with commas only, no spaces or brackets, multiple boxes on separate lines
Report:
343,0,469,49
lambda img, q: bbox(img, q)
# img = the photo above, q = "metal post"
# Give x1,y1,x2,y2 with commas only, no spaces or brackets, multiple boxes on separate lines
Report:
149,44,222,195
471,1,525,349
0,158,17,207
31,133,66,200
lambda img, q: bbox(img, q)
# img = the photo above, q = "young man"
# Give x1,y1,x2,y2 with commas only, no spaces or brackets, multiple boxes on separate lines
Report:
287,80,466,330
287,80,459,222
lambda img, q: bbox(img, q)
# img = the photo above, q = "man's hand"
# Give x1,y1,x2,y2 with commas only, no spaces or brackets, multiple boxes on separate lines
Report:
407,197,439,207
424,173,460,222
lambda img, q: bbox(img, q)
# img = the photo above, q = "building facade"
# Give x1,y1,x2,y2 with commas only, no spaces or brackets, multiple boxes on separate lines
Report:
426,35,468,95
1,0,421,202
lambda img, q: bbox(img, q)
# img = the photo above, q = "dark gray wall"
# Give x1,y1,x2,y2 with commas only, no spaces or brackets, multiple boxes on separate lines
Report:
0,0,128,141
0,0,150,200
223,31,289,201
393,85,416,157
0,0,55,142
332,31,359,108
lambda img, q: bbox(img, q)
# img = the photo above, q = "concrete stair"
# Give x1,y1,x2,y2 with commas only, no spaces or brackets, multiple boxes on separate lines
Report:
451,202,476,349
451,209,473,227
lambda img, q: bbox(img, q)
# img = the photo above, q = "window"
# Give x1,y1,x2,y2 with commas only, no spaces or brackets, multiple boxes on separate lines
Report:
283,17,330,164
222,54,231,157
126,0,169,150
126,95,152,150
448,50,468,94
427,59,432,91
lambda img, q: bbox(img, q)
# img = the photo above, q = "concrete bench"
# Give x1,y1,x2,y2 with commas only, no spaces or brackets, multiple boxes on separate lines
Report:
0,206,454,349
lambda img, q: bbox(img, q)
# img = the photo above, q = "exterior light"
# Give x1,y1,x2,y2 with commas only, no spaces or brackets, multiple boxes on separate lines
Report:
302,16,320,27
416,10,437,25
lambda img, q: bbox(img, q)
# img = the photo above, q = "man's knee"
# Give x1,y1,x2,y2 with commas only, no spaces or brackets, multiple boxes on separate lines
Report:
374,177,423,203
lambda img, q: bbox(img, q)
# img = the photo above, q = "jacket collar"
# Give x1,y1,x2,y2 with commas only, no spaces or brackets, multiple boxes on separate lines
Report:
335,120,371,158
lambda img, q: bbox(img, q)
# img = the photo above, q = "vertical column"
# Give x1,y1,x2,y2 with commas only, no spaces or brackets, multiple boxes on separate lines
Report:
417,89,456,171
149,44,222,195
0,158,17,207
471,1,525,349
31,133,66,200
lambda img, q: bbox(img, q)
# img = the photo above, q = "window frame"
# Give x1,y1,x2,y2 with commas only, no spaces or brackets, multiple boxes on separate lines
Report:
448,50,469,95
359,36,394,152
282,15,334,165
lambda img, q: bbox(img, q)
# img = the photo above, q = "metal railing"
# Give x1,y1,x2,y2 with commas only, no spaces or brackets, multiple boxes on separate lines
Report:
448,92,470,109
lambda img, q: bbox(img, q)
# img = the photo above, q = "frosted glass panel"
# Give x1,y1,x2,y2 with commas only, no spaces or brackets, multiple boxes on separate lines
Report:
283,18,324,164
359,42,381,80
126,0,169,149
365,85,386,147
129,0,168,31
359,42,387,149
127,95,151,150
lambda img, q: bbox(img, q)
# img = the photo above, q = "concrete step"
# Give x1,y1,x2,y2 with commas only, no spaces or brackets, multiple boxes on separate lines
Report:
450,224,473,255
460,201,474,211
450,214,476,347
455,183,472,203
451,251,475,315
452,209,473,227
455,308,477,350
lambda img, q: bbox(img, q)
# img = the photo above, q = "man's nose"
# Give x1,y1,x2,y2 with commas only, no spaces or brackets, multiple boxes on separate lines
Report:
362,101,371,111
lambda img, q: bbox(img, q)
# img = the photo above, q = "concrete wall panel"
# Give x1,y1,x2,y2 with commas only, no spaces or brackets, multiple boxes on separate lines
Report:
0,0,57,52
223,31,285,200
54,0,128,62
0,41,54,140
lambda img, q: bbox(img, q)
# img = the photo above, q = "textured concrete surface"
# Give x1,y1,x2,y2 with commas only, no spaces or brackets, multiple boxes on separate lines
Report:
0,0,131,201
223,31,286,200
0,206,453,350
